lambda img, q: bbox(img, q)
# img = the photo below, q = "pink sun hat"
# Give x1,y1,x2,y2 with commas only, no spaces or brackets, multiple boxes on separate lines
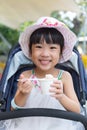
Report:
19,16,77,63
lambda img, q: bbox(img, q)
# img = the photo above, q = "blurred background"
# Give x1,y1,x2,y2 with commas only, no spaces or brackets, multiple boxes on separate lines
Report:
0,0,87,78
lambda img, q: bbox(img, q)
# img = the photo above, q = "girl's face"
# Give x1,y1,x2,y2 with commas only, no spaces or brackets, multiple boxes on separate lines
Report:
30,40,61,72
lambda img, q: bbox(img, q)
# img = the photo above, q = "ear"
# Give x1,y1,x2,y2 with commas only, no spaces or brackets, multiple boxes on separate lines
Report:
59,53,62,62
29,53,32,59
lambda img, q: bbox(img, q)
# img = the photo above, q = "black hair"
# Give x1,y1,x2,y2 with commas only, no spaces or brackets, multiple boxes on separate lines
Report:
29,27,64,54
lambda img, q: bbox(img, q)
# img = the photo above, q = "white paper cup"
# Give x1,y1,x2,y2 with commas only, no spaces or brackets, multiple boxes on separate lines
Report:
39,79,54,95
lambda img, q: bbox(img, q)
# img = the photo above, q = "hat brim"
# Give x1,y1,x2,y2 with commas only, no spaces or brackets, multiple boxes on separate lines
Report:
19,24,77,63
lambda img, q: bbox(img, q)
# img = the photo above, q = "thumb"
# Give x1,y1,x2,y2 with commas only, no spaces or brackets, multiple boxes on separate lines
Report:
19,74,25,79
18,74,26,82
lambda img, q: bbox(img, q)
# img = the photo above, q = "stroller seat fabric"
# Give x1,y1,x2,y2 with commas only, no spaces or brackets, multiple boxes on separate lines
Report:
0,44,87,130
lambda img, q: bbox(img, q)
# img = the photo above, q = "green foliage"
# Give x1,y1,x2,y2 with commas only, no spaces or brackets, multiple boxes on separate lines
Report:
0,24,19,46
76,0,87,12
0,21,34,55
0,41,9,55
19,21,34,32
51,11,83,35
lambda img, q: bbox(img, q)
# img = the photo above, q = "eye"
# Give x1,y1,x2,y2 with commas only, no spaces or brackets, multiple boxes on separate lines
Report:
50,46,57,49
35,44,42,48
50,44,60,50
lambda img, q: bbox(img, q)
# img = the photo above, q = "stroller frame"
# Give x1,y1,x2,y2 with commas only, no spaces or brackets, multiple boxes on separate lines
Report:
0,44,87,129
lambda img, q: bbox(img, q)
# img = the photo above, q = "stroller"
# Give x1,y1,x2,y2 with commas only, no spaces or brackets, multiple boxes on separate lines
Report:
0,43,87,129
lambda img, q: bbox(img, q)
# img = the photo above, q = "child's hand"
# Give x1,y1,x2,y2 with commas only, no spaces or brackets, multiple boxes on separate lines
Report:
50,79,64,100
17,74,33,94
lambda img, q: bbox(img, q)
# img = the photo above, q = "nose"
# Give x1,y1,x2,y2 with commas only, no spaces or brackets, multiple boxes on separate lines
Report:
41,48,50,57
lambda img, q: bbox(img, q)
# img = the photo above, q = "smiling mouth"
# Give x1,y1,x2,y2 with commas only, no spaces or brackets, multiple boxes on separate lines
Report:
39,60,51,65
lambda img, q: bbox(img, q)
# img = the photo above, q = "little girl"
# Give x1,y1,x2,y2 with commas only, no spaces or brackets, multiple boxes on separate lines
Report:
5,16,84,130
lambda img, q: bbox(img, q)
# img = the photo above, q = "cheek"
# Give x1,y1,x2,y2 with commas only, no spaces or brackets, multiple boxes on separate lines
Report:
55,55,60,62
29,47,36,58
30,51,39,62
53,52,61,63
54,50,61,58
30,53,35,60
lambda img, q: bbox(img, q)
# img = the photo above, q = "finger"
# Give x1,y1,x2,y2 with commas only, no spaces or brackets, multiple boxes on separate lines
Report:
18,74,28,83
51,83,62,89
20,74,25,79
22,86,32,93
50,87,61,94
18,83,32,94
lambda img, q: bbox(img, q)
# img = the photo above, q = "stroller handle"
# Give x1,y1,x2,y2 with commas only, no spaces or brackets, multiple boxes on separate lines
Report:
0,108,87,129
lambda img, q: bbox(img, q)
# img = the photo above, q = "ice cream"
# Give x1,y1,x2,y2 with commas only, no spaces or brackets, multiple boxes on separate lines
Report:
45,74,54,79
39,74,55,95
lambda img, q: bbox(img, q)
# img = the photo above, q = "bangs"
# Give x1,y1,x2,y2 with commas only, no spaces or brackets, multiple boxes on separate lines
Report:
30,27,64,44
29,27,64,54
